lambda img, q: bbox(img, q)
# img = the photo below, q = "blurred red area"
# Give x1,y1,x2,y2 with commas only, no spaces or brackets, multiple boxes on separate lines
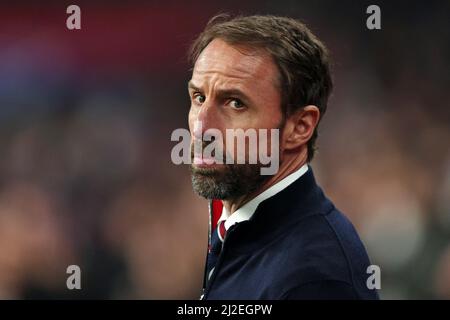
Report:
0,3,219,74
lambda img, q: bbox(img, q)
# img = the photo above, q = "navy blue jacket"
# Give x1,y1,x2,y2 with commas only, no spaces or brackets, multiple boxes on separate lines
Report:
201,166,379,300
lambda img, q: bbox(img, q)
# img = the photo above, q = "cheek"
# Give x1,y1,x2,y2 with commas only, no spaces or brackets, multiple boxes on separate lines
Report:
246,109,283,131
264,103,284,127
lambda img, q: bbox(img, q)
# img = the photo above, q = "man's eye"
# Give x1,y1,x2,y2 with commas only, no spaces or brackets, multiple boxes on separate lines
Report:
230,98,244,109
193,94,205,104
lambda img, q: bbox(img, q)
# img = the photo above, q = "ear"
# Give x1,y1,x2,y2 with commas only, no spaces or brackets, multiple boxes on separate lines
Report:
282,105,320,151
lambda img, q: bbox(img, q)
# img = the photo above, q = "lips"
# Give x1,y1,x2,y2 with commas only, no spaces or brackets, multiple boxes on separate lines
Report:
193,154,221,166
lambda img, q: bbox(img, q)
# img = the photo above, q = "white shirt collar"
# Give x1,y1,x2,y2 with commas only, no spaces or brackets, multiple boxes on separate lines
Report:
218,164,309,230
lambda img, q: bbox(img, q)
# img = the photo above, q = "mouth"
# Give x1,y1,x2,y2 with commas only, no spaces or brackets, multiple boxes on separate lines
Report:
191,138,225,167
192,153,224,168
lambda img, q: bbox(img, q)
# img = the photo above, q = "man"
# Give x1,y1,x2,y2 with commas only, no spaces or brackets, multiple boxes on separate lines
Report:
187,14,379,300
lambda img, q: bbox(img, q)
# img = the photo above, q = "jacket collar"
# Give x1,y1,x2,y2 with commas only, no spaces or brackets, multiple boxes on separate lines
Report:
210,165,334,253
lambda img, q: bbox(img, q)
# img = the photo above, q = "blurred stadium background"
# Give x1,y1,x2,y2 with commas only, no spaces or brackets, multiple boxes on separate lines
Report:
0,0,448,299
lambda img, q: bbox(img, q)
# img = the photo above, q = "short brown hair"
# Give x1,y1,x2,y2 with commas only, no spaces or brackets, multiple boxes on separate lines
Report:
188,14,333,162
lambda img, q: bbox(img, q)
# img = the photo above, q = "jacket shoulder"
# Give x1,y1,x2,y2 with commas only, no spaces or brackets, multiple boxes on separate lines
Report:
272,206,378,299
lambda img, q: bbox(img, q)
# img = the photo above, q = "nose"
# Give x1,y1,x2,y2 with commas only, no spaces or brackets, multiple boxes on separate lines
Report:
190,100,220,140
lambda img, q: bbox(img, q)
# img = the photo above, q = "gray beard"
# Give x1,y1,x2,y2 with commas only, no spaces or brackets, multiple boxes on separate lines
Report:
190,163,270,200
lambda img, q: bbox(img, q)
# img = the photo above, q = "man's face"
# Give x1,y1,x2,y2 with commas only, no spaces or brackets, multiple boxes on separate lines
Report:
188,39,283,200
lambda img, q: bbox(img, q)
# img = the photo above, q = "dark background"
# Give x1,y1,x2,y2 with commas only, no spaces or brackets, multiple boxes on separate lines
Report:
0,0,448,299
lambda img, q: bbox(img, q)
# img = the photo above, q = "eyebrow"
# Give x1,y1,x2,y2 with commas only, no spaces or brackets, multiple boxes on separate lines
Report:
187,81,253,104
187,81,200,92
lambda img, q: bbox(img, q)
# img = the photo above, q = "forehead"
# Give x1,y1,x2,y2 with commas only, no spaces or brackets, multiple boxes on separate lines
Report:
191,38,280,89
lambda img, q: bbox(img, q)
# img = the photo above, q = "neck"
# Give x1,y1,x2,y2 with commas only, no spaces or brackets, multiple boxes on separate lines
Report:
222,150,308,214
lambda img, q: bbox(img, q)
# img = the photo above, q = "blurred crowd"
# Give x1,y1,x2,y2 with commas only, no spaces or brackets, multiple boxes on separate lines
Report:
0,1,448,299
